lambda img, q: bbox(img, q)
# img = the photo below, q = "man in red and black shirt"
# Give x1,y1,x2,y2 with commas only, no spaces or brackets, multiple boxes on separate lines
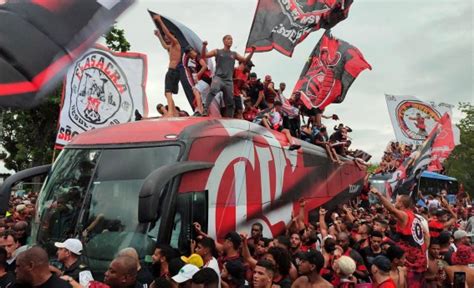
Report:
428,205,457,242
371,188,427,288
263,75,277,109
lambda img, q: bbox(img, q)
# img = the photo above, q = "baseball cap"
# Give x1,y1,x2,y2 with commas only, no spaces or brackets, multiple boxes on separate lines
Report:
454,230,468,240
172,264,200,283
249,72,257,78
224,231,242,248
54,238,83,255
435,209,447,216
245,60,255,68
181,253,204,268
372,255,391,273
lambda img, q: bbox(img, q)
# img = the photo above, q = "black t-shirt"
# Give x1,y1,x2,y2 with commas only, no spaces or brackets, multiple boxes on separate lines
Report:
247,81,265,107
137,266,154,286
36,274,72,288
0,272,15,288
360,247,383,268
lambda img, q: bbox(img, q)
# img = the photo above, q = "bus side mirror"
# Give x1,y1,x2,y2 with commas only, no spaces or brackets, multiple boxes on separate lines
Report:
138,161,213,223
0,164,52,215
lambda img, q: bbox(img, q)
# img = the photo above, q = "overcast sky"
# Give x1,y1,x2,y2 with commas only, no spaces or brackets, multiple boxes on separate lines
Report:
114,0,473,162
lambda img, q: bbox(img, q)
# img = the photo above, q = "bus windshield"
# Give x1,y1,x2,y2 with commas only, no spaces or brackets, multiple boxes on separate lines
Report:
33,145,180,274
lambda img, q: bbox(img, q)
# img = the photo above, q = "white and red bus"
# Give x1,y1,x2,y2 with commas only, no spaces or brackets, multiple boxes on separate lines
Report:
0,117,366,275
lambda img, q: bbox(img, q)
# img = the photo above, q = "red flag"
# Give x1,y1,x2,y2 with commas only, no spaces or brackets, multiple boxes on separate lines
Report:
427,113,455,172
293,31,371,111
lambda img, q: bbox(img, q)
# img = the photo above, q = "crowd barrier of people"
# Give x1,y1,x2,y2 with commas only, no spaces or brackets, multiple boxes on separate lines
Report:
0,184,473,288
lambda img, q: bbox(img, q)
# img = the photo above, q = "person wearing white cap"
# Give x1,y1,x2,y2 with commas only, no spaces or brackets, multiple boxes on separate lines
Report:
54,238,93,287
171,264,200,285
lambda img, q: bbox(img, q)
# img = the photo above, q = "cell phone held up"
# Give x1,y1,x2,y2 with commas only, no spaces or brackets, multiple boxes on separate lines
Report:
453,271,466,288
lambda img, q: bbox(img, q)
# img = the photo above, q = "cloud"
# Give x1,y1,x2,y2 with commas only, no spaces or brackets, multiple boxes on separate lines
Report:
116,0,472,163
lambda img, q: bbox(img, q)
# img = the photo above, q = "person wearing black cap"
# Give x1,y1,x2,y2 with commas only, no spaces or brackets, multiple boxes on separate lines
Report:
371,255,396,288
428,203,457,242
247,72,266,109
293,250,332,288
219,232,243,270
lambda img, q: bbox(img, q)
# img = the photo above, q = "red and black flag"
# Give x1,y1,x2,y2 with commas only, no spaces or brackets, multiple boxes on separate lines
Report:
0,0,134,108
245,0,353,57
293,31,371,112
149,10,213,111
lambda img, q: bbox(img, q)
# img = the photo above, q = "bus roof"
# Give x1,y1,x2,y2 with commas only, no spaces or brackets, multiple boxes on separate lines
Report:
68,117,291,146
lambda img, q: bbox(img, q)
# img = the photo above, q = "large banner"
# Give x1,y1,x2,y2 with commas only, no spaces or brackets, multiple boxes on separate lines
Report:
245,0,353,57
385,113,454,198
0,0,134,108
55,45,148,148
293,31,371,111
385,95,456,145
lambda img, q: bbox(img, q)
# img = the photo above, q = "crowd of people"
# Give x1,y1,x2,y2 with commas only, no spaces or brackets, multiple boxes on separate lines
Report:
1,183,473,288
150,15,367,159
373,142,414,175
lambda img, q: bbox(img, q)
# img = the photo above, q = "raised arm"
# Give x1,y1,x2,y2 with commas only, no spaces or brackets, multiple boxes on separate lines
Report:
154,29,170,51
441,198,457,228
153,14,178,46
370,187,408,227
319,208,328,239
201,41,217,59
236,46,256,63
240,233,258,269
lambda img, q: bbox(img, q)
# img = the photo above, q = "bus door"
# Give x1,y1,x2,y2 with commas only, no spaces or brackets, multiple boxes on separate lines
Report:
169,191,208,254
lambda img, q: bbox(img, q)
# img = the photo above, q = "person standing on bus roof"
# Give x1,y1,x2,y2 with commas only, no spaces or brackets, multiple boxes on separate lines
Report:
201,36,256,118
153,14,181,118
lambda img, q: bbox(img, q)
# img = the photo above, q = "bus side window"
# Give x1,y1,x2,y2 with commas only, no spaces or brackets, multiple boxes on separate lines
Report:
170,191,208,254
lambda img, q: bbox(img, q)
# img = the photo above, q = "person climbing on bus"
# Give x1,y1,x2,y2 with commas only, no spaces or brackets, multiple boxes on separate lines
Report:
261,101,300,151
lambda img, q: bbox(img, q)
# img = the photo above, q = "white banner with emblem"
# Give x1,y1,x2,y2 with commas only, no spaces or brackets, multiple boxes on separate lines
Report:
55,45,148,148
385,94,459,145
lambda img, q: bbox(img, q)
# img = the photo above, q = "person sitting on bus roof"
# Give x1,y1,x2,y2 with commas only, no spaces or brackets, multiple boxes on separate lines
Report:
314,126,342,165
260,101,300,151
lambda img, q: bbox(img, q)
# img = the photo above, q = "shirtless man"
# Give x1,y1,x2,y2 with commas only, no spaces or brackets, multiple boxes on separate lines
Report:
153,14,181,117
292,250,333,288
201,35,255,117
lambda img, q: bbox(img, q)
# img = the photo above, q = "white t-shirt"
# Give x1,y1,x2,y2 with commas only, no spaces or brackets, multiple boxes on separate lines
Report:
204,257,221,287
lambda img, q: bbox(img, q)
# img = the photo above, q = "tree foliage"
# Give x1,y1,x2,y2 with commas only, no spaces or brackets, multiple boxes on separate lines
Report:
444,103,474,195
105,26,131,52
0,26,131,172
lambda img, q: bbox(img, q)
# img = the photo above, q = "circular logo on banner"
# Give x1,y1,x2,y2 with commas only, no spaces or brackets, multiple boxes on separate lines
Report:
411,217,425,246
395,100,441,141
68,50,133,131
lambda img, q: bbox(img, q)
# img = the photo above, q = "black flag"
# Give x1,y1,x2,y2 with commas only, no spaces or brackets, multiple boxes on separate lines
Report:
0,0,134,108
245,0,353,57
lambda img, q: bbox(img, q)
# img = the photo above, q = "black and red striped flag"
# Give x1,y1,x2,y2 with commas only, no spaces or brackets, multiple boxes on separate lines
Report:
293,31,371,112
245,0,353,57
0,0,134,108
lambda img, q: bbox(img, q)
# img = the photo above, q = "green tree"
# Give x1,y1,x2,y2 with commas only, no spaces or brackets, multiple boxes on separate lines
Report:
0,26,131,172
444,103,474,196
105,26,131,52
